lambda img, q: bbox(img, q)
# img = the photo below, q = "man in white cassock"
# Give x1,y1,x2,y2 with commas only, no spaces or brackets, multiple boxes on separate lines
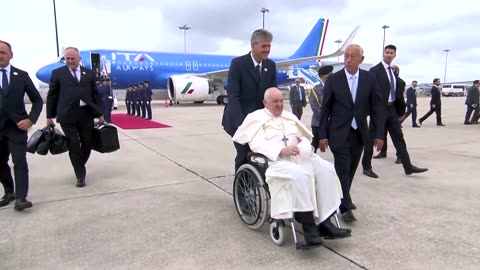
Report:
233,87,351,245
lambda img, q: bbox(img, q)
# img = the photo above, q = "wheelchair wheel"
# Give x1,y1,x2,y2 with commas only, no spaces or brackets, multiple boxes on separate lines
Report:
233,163,269,230
270,221,285,246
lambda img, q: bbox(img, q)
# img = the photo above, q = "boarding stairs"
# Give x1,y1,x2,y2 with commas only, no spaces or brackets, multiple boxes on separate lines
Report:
286,67,321,90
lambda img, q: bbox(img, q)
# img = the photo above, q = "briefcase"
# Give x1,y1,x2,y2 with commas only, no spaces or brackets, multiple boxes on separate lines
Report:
92,123,120,153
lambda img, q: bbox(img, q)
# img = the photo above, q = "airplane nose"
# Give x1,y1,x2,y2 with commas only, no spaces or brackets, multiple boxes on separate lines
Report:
36,63,64,83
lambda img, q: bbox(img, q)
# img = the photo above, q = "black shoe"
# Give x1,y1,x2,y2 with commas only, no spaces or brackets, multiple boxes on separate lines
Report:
373,152,387,159
419,119,423,125
295,212,323,246
405,166,428,175
413,124,421,128
437,123,446,126
0,193,15,207
318,219,351,239
351,203,357,210
76,178,86,188
464,122,471,125
342,210,357,223
303,223,324,246
363,169,379,178
395,157,402,164
14,199,33,211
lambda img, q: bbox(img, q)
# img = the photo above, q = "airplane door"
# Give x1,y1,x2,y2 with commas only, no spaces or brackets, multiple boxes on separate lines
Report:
90,53,101,79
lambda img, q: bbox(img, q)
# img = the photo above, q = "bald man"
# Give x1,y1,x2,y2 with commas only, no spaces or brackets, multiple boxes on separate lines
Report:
46,47,104,188
318,44,385,222
233,87,351,245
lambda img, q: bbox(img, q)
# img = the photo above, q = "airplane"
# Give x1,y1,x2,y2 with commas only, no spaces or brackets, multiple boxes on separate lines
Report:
36,18,359,105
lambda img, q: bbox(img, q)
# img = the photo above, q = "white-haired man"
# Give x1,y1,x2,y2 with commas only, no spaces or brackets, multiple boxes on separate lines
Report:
233,87,351,246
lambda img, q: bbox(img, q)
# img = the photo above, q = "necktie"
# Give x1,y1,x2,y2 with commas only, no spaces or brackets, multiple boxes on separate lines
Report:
255,64,261,78
72,68,79,82
1,69,8,94
298,86,302,101
387,66,395,101
351,75,358,129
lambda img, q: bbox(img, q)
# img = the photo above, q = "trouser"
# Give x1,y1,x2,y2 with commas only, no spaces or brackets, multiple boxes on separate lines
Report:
331,128,363,212
141,100,147,118
145,100,152,119
233,142,251,172
419,105,442,124
363,105,412,171
402,105,418,125
135,102,141,117
311,126,320,153
0,122,29,199
126,101,131,115
465,105,479,123
292,105,303,120
60,108,94,180
104,99,113,123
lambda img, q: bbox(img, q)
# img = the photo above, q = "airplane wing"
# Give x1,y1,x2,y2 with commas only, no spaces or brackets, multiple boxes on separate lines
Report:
195,25,360,81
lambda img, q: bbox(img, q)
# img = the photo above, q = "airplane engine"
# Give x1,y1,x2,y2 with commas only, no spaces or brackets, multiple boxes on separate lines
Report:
167,75,210,102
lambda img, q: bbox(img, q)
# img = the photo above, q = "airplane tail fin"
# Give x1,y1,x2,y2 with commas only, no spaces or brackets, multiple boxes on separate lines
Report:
289,18,329,59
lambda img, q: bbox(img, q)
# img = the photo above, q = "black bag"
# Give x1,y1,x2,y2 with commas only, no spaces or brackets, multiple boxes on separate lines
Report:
27,126,50,154
49,127,69,155
92,123,120,153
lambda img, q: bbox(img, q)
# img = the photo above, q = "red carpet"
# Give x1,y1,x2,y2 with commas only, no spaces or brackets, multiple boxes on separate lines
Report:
111,114,172,129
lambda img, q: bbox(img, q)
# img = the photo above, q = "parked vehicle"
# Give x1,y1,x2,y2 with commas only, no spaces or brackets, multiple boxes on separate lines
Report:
441,84,466,96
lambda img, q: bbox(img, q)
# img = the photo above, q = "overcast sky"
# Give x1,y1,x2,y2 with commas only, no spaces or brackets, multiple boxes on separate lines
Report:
2,0,479,87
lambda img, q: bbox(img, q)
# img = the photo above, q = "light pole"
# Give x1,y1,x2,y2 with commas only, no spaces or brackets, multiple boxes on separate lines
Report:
179,24,191,53
334,39,342,62
53,0,60,57
443,49,451,83
382,25,390,53
260,8,269,28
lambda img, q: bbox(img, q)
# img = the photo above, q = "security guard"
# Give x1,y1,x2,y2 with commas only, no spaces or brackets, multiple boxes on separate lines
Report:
144,80,153,119
125,85,133,115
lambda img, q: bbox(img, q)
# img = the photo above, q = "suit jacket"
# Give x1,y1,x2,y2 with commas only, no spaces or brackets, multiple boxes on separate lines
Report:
430,86,441,106
369,62,406,117
289,85,307,108
46,66,102,124
222,52,277,137
406,87,417,106
465,85,479,106
319,68,384,150
0,66,43,130
309,81,324,127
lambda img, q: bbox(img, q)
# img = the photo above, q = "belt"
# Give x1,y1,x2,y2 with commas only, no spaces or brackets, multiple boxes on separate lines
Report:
388,101,395,106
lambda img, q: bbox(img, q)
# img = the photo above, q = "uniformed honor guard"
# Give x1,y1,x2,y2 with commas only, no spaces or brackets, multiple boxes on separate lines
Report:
144,80,153,120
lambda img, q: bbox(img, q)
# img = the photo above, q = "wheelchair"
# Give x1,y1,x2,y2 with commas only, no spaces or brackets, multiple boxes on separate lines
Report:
233,152,343,250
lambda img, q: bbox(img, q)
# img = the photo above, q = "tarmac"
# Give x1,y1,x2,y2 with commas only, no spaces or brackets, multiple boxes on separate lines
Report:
0,96,479,270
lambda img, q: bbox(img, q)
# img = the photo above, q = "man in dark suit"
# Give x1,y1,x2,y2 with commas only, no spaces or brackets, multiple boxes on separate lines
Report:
368,64,407,164
362,45,427,179
319,44,385,222
419,78,445,126
46,47,104,188
222,29,277,171
401,80,421,127
0,40,43,210
289,78,307,120
464,80,479,124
